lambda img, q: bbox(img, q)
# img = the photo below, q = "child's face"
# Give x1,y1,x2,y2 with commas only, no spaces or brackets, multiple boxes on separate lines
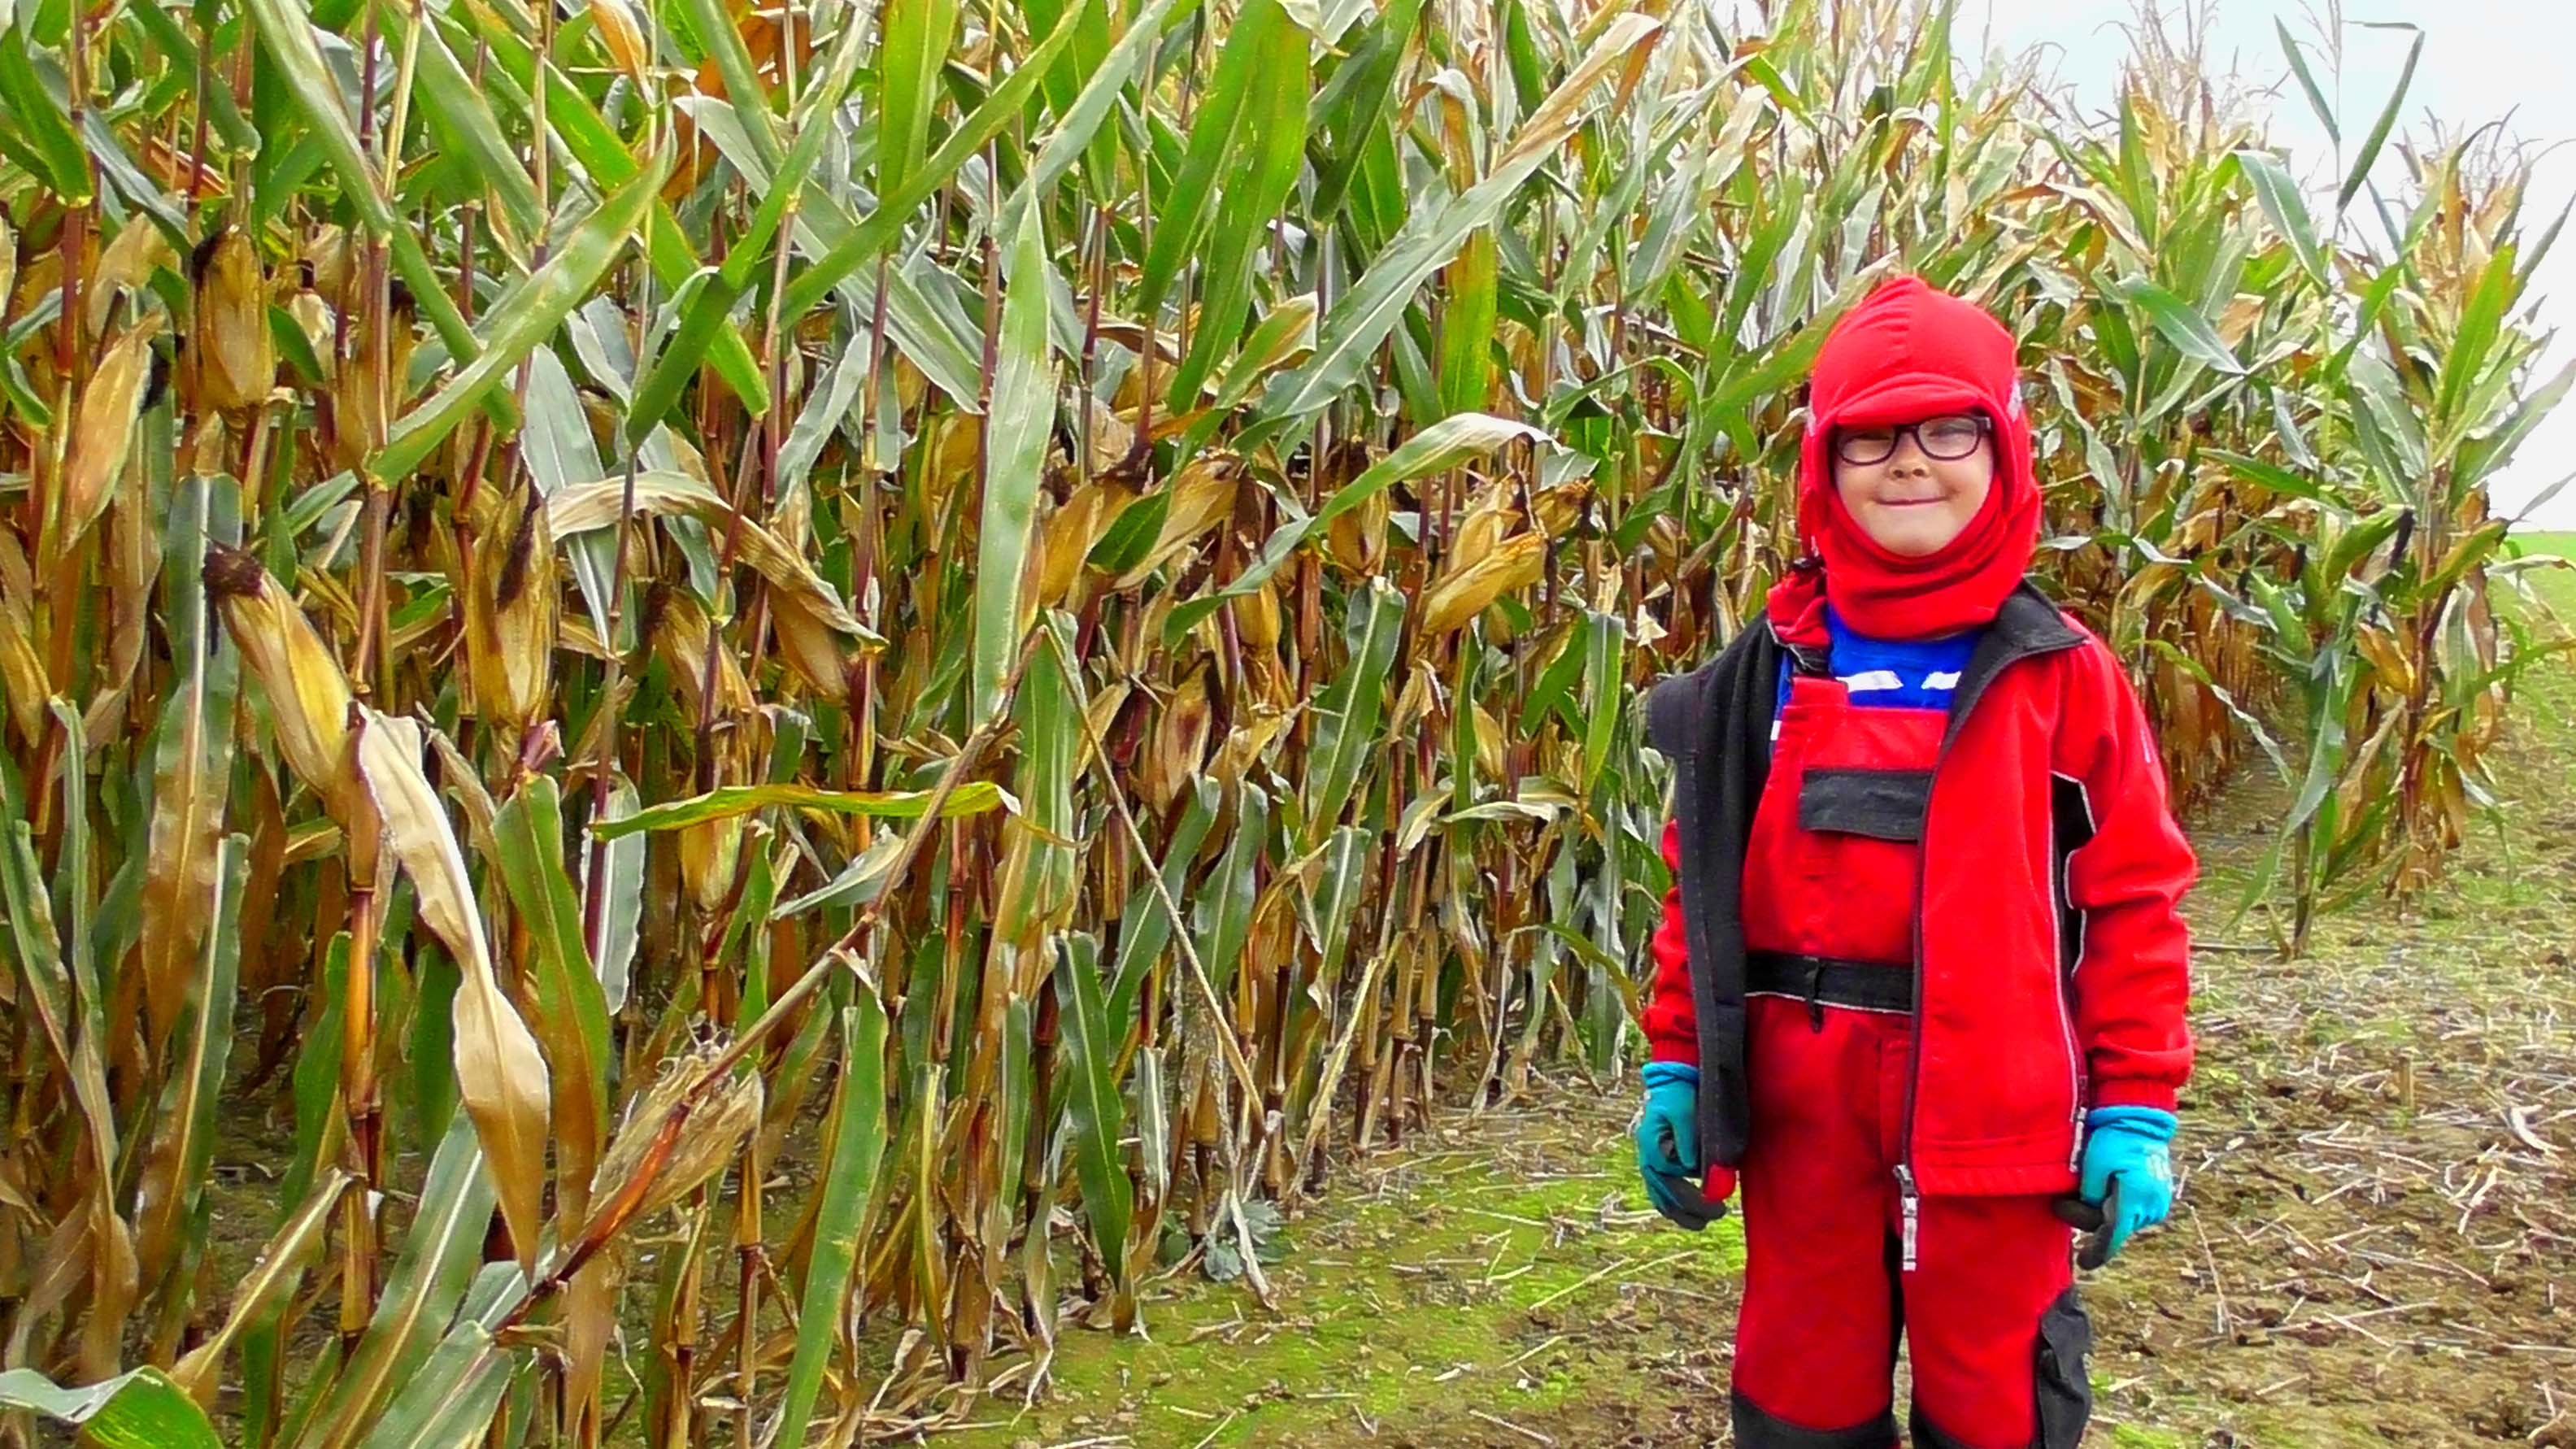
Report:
1830,411,1996,558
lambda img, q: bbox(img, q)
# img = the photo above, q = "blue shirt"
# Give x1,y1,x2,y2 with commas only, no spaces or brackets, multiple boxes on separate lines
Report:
1775,608,1983,719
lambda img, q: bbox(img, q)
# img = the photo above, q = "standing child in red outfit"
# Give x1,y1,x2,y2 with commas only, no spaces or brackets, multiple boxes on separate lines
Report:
1633,276,2196,1448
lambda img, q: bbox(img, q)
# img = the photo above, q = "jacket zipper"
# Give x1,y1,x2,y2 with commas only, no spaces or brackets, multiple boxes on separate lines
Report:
2052,840,2087,1172
1897,627,2083,1273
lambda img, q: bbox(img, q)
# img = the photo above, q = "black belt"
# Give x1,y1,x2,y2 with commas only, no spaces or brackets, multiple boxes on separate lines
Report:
1747,951,1915,1029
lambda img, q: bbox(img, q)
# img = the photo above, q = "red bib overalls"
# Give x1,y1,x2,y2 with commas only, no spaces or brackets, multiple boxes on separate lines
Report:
1730,668,2078,1448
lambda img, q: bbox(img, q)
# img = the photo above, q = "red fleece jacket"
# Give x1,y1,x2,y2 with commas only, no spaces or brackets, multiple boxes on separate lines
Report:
1639,276,2196,1193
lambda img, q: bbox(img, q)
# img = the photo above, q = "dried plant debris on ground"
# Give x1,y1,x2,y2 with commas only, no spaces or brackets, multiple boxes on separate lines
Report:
948,555,2576,1449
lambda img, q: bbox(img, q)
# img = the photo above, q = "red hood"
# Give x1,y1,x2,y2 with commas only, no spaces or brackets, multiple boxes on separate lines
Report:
1767,276,2041,644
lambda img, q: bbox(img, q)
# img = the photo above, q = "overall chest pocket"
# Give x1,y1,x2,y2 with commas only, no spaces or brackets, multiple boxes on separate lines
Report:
1795,768,1934,842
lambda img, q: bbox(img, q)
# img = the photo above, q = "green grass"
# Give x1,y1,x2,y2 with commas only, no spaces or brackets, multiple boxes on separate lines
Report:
947,1127,1743,1447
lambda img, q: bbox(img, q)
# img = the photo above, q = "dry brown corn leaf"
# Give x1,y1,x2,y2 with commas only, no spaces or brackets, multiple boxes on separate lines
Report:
91,222,173,336
770,584,859,704
587,1038,763,1230
650,589,757,727
585,0,652,85
355,708,550,1273
1038,479,1136,608
1141,664,1215,814
544,472,878,642
1113,457,1238,590
0,552,45,744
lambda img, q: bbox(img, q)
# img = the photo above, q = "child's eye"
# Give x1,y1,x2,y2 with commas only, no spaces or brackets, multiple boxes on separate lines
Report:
1921,416,1982,449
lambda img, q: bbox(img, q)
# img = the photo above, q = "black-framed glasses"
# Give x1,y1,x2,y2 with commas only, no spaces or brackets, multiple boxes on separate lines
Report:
1834,412,1991,466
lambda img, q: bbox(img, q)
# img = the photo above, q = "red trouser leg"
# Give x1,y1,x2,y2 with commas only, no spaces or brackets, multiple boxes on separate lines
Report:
1907,1194,2082,1449
1732,998,1907,1446
1731,999,2091,1449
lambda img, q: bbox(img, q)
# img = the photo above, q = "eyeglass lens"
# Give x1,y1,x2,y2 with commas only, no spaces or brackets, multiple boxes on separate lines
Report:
1836,415,1985,464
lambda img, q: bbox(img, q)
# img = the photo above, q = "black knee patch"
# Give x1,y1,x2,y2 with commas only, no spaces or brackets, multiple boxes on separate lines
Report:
2033,1285,2095,1447
1731,1390,1899,1448
1907,1286,2094,1449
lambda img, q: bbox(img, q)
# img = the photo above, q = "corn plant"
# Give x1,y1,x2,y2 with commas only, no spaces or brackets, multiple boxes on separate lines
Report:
0,0,2561,1442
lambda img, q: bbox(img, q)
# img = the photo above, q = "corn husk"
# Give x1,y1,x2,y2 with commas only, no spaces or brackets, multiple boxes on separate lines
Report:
202,546,360,822
462,485,560,735
193,226,276,412
52,315,162,565
1420,532,1545,642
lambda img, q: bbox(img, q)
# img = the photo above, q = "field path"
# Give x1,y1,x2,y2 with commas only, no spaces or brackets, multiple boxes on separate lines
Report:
939,550,2576,1449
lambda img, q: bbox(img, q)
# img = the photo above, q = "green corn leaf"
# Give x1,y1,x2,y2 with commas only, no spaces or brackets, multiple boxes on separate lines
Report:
1580,608,1626,792
772,993,891,1443
243,0,502,426
1252,14,1663,430
372,153,666,483
1306,824,1370,999
0,1368,220,1449
1192,781,1268,999
1166,5,1310,407
2276,20,2338,144
622,13,873,438
491,777,615,1184
590,781,1015,839
2434,240,2517,432
1301,579,1407,849
392,0,541,237
1138,0,1286,315
1004,0,1200,235
877,0,955,199
1108,777,1221,1025
2338,24,2422,211
0,30,90,203
298,1116,498,1447
973,202,1057,725
355,1264,530,1449
2112,276,2245,376
2237,147,2326,285
773,0,1088,325
1308,0,1425,224
131,833,246,1301
451,3,769,413
1056,931,1136,1305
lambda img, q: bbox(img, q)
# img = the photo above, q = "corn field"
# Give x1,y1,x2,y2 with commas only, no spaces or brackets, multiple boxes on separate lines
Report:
0,0,2563,1439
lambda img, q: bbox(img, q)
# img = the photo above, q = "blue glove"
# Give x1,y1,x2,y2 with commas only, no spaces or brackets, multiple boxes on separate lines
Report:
1636,1062,1729,1229
2078,1106,2177,1260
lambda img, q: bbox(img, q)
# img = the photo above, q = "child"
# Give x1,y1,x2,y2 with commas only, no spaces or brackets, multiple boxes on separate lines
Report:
1634,276,2195,1448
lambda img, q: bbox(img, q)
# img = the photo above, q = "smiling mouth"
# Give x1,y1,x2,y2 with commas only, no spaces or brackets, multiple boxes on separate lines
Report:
1878,498,1944,508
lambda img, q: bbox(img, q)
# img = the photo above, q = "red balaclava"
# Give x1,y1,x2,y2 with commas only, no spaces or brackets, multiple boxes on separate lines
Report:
1764,276,2041,645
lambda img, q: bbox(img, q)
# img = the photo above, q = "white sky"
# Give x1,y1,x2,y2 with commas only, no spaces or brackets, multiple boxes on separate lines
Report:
1973,0,2576,529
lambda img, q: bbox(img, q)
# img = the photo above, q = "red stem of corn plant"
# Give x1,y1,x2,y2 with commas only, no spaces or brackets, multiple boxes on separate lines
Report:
339,859,385,1351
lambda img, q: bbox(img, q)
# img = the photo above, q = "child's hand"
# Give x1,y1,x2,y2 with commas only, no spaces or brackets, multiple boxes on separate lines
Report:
2078,1107,2177,1260
1637,1063,1731,1229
